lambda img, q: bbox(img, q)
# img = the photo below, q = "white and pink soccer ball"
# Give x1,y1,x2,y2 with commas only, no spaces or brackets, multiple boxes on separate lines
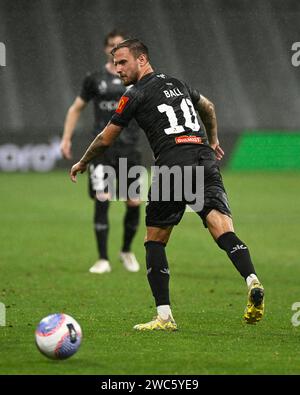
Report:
35,313,82,360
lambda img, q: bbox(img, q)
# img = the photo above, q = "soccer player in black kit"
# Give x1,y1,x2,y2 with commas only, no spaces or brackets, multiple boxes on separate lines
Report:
70,39,265,330
61,31,141,274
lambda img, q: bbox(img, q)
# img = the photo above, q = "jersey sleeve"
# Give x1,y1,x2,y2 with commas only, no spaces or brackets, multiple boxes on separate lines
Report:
79,73,94,102
185,83,201,106
110,88,139,128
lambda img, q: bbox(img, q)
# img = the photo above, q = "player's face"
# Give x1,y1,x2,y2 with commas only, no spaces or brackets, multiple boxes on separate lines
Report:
104,35,124,58
113,48,140,86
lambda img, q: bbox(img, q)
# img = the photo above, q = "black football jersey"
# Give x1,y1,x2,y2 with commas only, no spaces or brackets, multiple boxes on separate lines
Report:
111,72,207,158
79,67,139,146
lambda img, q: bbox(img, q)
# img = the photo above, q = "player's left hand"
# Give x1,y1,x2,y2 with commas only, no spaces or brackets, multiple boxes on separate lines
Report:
70,161,87,183
210,143,224,161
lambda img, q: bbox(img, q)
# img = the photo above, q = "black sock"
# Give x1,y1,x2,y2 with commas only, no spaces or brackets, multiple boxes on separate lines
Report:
122,205,140,252
144,241,170,306
217,231,256,280
94,200,109,260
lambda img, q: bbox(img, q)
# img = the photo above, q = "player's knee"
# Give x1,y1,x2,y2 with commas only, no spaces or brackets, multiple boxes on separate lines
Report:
95,192,111,202
145,226,172,245
206,209,234,239
126,199,141,207
144,235,169,245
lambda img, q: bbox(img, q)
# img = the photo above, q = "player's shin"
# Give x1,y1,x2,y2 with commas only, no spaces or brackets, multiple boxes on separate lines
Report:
122,205,140,252
216,231,258,281
217,231,264,323
94,199,110,260
144,241,172,318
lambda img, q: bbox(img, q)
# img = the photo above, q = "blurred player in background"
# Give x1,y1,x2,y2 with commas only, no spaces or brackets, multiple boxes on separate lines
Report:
70,39,265,330
61,30,141,274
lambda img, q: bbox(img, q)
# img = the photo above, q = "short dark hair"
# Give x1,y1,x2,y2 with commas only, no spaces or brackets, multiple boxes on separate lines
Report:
111,38,149,61
104,29,128,47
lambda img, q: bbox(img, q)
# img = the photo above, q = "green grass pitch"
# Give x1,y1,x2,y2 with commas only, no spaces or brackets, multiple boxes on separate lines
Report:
0,170,300,374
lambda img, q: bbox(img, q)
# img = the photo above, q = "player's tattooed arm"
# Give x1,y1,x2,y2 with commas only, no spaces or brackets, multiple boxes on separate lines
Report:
80,123,122,165
196,95,224,160
79,132,107,165
70,123,122,182
196,95,218,145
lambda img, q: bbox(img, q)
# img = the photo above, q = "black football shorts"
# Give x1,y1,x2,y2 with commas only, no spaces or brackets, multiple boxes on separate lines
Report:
145,145,231,228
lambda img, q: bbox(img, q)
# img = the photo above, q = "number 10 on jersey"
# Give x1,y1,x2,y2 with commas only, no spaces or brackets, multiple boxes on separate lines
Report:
158,98,200,135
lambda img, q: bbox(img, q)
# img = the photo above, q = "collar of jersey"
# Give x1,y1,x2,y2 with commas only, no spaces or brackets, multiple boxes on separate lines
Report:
138,71,156,84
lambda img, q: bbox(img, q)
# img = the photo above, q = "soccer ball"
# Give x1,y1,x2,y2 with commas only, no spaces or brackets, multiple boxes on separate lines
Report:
35,313,82,360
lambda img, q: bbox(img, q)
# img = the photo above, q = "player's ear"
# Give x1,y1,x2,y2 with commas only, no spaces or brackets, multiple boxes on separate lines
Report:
137,54,147,66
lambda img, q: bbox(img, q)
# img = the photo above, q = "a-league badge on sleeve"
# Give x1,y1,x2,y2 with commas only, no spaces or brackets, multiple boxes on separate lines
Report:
116,96,129,114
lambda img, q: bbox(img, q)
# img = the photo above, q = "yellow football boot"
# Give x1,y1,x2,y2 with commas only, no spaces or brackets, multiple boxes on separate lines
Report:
133,315,177,331
244,280,265,324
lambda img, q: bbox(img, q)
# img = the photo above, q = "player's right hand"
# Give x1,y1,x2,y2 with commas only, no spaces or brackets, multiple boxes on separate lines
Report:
60,139,72,160
210,141,224,161
70,161,87,183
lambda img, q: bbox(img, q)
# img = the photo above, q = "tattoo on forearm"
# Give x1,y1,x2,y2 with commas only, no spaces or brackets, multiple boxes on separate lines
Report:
197,98,218,143
80,133,108,165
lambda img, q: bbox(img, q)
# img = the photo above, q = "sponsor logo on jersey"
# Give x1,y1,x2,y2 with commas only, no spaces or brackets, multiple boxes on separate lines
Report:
116,96,129,114
175,135,203,144
98,80,108,94
112,78,122,84
99,101,118,111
